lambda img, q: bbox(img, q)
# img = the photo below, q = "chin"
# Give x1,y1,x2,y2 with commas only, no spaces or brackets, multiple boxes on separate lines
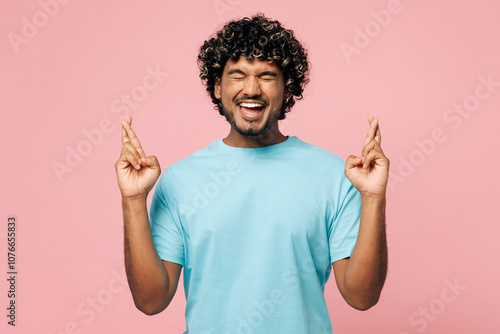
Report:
222,103,278,136
234,124,266,137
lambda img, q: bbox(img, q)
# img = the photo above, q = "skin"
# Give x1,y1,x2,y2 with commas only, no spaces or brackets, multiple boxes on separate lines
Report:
334,115,389,310
115,117,181,315
115,56,389,315
214,56,292,148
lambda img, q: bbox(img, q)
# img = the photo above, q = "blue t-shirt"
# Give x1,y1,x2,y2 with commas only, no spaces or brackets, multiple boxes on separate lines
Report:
150,135,362,334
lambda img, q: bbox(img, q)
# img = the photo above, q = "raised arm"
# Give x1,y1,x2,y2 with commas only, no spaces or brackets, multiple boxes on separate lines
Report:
115,115,182,315
333,115,389,310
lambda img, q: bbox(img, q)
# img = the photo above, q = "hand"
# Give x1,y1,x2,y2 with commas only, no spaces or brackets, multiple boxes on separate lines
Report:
345,115,390,198
115,115,161,199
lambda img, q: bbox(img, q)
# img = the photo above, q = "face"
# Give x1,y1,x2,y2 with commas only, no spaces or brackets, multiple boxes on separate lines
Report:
215,56,290,137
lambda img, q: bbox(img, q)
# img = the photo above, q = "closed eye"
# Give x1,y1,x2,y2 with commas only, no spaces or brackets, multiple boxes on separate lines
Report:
260,76,276,81
259,71,278,81
228,69,246,80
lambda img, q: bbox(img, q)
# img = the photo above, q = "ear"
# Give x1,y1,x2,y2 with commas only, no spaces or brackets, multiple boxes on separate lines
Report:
214,78,221,99
284,90,292,101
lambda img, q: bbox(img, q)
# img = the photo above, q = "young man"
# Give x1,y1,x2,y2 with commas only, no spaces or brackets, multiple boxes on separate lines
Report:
115,14,389,333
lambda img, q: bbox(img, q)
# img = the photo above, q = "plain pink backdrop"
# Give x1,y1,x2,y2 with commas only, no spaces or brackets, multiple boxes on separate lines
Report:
1,0,499,333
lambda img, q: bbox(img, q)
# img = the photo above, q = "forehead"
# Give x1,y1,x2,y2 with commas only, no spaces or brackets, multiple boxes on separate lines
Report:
223,55,282,74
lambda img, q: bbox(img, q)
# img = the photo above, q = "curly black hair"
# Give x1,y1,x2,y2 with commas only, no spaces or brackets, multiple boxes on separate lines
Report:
198,13,310,120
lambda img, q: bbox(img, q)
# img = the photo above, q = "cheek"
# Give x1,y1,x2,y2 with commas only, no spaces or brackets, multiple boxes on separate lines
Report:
221,83,240,101
268,88,285,104
267,81,285,97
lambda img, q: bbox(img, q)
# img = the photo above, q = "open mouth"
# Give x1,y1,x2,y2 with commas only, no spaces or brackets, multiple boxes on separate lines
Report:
238,102,265,120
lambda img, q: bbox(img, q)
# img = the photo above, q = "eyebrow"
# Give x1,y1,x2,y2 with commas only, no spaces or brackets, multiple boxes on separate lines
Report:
228,69,245,75
260,71,278,77
227,69,278,77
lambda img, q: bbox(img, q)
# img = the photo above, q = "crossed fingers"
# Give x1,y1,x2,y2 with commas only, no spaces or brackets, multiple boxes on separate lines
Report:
361,115,384,168
122,115,146,155
121,115,147,169
364,115,382,146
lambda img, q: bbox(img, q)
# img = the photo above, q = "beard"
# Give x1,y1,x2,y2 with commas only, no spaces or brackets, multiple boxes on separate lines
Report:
220,101,282,138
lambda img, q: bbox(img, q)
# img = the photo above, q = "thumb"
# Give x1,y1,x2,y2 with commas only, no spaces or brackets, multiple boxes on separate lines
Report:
345,155,363,172
141,155,160,170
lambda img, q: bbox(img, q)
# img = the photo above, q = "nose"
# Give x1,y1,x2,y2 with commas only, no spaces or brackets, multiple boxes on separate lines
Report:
242,75,262,96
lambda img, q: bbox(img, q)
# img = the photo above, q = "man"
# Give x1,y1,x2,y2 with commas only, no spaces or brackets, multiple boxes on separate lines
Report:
115,14,388,333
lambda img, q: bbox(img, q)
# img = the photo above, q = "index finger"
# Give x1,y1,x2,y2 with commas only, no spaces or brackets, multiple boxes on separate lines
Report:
121,115,132,144
374,120,382,145
369,114,382,145
121,116,146,157
122,124,129,144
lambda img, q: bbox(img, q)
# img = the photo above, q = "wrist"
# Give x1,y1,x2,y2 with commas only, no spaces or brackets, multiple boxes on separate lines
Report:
360,192,386,203
122,193,148,206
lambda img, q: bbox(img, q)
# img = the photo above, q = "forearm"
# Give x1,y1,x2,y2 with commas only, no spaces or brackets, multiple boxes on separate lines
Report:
123,195,171,314
343,195,387,309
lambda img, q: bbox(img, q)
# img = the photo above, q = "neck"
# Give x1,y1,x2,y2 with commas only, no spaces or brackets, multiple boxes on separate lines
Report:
223,125,288,148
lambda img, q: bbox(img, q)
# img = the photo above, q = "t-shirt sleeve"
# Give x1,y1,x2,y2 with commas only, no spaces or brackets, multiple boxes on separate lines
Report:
328,173,362,264
149,169,185,267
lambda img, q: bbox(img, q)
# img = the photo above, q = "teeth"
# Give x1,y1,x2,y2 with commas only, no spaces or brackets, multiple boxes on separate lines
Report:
239,102,263,108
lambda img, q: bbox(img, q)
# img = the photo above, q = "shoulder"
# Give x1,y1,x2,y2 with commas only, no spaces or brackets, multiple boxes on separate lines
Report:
156,139,219,188
290,137,355,192
291,136,347,170
169,139,219,170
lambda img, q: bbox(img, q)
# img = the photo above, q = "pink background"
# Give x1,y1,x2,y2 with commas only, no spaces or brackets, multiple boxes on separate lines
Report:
1,0,499,333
